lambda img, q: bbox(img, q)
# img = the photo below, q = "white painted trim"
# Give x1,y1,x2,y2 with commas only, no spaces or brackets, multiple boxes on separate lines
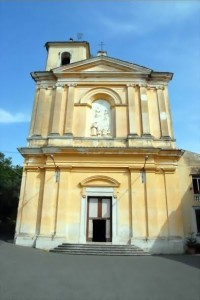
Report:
79,196,87,243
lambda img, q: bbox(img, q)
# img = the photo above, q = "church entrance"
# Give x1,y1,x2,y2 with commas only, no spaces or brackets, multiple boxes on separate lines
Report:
87,197,112,242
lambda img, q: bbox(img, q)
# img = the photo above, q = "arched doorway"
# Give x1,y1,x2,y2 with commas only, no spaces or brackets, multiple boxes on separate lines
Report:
79,176,120,244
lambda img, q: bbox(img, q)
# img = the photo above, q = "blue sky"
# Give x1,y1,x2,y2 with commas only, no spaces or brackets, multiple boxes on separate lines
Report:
0,0,200,166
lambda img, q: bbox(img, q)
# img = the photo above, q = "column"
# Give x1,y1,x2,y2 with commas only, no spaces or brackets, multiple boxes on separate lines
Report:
64,83,76,136
140,85,151,136
32,87,46,136
50,84,64,135
157,86,170,137
127,84,137,136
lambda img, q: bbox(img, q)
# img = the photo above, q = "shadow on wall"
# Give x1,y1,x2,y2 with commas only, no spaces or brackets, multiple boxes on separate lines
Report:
133,183,200,255
128,174,196,255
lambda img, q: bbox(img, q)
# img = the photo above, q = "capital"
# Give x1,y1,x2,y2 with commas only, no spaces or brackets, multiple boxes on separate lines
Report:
68,83,77,87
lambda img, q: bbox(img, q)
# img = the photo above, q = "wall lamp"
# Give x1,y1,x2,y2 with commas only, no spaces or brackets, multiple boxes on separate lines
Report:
141,155,149,184
50,154,60,183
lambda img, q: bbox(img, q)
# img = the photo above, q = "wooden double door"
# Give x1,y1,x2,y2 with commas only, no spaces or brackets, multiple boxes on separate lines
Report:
87,197,112,242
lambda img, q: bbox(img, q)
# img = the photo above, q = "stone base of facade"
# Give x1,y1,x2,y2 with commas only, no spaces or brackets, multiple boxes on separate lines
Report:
15,234,36,248
15,234,66,250
131,237,184,254
15,234,184,254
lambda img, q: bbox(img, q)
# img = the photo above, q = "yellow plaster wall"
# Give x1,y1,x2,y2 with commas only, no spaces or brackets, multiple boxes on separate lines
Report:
18,170,43,234
39,170,58,235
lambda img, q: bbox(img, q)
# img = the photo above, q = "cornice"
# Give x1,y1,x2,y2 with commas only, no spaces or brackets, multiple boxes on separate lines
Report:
18,146,184,158
31,71,56,82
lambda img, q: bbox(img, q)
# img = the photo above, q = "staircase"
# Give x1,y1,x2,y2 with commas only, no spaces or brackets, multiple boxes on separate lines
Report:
50,243,150,256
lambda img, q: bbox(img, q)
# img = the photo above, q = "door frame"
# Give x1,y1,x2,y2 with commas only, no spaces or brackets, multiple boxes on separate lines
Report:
79,187,118,244
86,196,112,242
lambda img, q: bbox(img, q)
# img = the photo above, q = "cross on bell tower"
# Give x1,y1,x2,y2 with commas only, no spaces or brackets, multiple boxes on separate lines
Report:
97,41,107,56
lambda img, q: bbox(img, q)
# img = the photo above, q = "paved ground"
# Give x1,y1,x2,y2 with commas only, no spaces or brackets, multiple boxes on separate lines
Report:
0,240,199,300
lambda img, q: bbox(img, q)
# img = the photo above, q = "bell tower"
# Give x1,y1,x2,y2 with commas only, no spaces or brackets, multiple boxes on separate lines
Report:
45,40,90,70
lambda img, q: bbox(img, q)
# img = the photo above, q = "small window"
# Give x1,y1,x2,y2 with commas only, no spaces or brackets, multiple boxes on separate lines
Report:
61,52,71,66
192,176,200,194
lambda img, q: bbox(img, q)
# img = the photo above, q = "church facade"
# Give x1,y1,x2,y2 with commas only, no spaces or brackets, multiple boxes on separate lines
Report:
15,41,188,253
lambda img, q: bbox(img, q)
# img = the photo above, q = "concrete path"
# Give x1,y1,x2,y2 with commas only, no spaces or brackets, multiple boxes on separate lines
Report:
0,241,199,300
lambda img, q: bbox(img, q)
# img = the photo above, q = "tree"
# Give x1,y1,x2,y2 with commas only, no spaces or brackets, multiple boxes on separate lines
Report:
0,152,22,239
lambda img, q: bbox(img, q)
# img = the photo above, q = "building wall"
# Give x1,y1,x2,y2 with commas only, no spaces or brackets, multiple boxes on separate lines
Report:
28,83,175,149
178,151,200,242
16,151,184,253
15,41,185,253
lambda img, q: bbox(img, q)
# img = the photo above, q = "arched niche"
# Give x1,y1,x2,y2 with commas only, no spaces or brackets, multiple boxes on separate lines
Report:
90,100,112,137
79,88,122,138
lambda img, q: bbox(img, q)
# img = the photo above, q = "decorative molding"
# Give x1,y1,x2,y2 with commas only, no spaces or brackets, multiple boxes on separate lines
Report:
79,87,122,105
55,83,64,87
156,85,165,90
67,83,77,87
80,175,120,187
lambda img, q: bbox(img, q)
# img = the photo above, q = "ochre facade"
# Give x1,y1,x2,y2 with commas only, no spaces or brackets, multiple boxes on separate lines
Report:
15,41,193,253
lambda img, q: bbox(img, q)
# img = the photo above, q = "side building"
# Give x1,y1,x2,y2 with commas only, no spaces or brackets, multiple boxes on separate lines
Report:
15,40,185,253
178,151,200,244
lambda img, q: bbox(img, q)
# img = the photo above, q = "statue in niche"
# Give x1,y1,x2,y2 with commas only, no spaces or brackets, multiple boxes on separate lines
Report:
90,100,111,137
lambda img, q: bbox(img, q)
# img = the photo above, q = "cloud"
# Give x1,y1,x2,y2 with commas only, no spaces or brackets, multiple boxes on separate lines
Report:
98,1,200,36
100,16,140,35
0,108,30,123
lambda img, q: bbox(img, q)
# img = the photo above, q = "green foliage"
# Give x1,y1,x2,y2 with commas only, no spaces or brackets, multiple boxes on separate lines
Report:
0,152,22,223
185,232,197,248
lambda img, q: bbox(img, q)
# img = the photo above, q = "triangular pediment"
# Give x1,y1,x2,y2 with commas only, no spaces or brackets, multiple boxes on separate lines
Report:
52,56,152,75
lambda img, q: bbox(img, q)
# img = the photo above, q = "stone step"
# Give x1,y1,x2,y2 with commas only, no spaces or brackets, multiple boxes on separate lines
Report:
50,243,150,256
58,244,142,250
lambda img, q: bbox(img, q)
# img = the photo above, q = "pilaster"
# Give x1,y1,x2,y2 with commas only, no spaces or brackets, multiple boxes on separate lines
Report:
64,83,76,136
157,86,170,138
41,87,54,136
29,86,39,137
127,84,137,137
18,169,42,235
163,171,184,238
32,88,46,136
50,84,65,135
139,85,151,136
55,169,71,237
164,87,174,139
39,170,58,236
129,169,146,239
